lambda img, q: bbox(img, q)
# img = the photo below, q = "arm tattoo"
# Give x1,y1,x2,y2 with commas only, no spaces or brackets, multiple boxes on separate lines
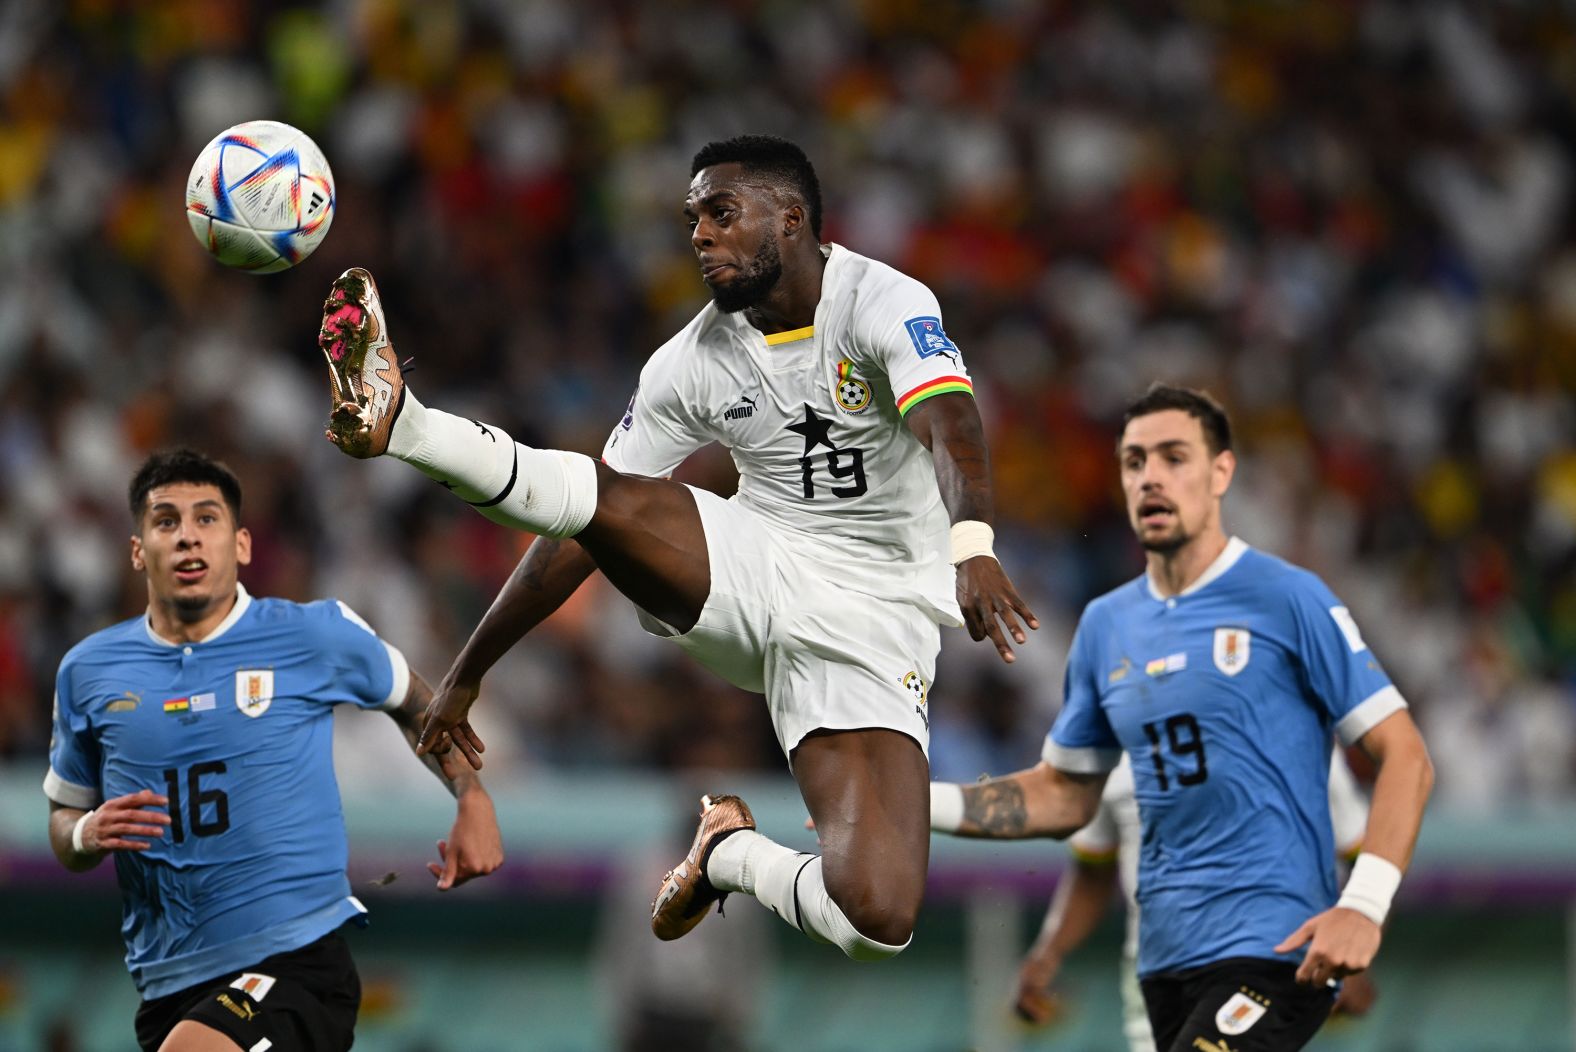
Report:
962,780,1028,836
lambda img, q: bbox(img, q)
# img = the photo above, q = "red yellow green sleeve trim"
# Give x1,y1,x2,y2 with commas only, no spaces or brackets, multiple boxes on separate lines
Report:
897,375,973,415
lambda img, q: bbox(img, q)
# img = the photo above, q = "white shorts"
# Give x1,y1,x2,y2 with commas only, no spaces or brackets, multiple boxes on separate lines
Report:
636,487,943,758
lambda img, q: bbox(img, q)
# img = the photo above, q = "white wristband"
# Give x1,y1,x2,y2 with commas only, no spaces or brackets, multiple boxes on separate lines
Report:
930,782,965,833
950,520,996,565
71,809,95,854
1336,852,1402,927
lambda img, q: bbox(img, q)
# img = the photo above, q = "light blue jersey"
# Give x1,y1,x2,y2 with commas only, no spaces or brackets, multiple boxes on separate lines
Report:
1044,538,1404,978
43,585,409,999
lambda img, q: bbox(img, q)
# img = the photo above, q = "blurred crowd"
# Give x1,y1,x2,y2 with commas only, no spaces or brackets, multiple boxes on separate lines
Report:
1,0,1573,810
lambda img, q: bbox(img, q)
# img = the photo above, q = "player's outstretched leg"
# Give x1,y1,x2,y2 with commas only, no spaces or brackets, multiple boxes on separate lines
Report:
653,729,928,961
316,267,712,632
317,266,599,540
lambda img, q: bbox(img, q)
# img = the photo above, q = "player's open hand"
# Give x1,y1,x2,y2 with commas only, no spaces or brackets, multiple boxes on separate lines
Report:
1275,906,1382,986
1012,950,1064,1024
429,790,504,890
417,675,487,770
957,556,1039,663
81,789,172,853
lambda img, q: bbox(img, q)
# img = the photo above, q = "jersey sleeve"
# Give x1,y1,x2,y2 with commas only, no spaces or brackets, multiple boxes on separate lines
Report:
44,668,101,809
317,601,409,711
601,355,709,478
1327,748,1369,858
1287,575,1406,746
1043,614,1122,774
856,277,975,417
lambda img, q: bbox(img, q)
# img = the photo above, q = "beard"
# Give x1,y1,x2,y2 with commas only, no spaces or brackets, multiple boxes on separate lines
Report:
171,591,216,620
708,236,784,313
1138,522,1190,554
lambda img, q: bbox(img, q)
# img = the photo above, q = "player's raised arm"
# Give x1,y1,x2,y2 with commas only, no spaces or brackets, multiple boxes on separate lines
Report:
388,671,504,890
904,392,1039,662
929,762,1107,840
416,536,598,761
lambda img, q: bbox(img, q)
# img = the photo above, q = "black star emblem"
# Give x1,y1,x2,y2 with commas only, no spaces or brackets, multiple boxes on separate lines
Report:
786,404,837,455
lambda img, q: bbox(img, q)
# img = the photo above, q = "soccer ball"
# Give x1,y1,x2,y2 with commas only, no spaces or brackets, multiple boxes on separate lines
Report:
185,120,335,274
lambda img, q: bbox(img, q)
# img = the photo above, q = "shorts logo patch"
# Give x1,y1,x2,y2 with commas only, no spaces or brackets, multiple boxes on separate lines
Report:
1213,628,1250,676
235,670,274,718
833,359,871,413
1214,990,1267,1035
231,972,277,1001
904,316,959,362
619,388,637,431
1329,606,1367,653
216,993,257,1021
901,671,929,729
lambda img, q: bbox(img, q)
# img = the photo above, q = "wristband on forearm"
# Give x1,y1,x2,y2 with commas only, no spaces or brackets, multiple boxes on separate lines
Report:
71,809,95,854
950,520,997,565
930,782,965,833
1336,852,1402,926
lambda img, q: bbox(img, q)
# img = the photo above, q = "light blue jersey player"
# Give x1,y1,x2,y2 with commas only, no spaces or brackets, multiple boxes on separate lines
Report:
1045,537,1394,977
928,386,1433,1052
43,450,503,1052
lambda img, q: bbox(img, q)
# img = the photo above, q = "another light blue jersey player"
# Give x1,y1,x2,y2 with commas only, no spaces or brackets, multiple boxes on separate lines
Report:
45,586,407,997
929,386,1431,1052
44,450,502,1052
1043,538,1402,976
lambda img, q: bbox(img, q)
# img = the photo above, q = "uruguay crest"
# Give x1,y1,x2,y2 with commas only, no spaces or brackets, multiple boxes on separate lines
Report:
236,669,274,717
1214,990,1266,1035
1213,628,1250,676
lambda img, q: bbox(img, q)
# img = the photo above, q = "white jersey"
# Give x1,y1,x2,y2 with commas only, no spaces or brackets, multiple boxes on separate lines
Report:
601,243,973,626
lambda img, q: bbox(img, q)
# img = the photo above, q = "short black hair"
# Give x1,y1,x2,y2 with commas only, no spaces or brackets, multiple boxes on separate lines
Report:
691,135,824,240
129,448,243,526
1121,383,1233,454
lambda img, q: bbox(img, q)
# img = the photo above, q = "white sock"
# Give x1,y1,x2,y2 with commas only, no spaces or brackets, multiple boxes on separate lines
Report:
707,830,909,961
387,389,598,539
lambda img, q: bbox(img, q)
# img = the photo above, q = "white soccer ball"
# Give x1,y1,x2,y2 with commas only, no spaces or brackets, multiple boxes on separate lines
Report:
184,120,335,274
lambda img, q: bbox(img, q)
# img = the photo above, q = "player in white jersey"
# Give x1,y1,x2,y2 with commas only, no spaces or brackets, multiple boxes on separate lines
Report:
314,135,1037,962
1013,751,1373,1051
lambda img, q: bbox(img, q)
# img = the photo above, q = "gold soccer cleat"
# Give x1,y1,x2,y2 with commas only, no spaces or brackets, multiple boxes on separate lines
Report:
319,267,403,458
650,794,756,941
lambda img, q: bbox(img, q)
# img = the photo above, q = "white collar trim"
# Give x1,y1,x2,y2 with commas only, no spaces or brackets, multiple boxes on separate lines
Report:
145,583,253,647
1146,537,1249,601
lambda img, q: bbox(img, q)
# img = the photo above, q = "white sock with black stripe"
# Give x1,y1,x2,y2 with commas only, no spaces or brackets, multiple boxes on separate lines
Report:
707,830,909,961
386,389,597,538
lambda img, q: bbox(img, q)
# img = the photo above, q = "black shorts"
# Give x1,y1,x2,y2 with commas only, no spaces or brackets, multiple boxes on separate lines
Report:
134,931,361,1052
1140,956,1334,1052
